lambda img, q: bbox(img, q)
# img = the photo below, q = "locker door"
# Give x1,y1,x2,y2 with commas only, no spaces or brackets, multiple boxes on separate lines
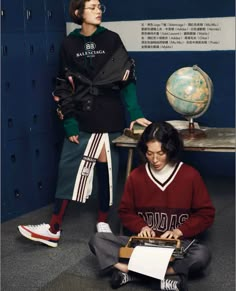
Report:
45,31,65,65
1,34,26,68
24,33,48,135
1,76,29,141
27,66,52,134
3,139,32,220
23,0,45,32
2,34,30,140
30,133,57,206
1,143,7,221
24,33,47,67
1,0,24,33
44,0,66,32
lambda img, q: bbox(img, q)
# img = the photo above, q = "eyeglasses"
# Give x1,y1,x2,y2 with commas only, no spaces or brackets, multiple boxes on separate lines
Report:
84,4,106,14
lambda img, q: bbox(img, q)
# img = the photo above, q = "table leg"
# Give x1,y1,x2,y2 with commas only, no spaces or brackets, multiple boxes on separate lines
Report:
126,148,134,179
120,148,134,235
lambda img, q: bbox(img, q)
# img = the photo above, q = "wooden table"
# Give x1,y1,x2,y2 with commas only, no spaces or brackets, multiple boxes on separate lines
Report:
112,127,235,178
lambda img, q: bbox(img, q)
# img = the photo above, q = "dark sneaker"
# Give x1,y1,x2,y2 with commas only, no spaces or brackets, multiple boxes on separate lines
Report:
111,269,137,289
150,274,188,291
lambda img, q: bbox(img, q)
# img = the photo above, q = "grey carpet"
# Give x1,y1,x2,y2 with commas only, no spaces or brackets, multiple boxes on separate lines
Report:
1,176,235,291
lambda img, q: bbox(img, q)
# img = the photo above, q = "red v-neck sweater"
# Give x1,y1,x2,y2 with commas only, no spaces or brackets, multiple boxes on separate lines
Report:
119,162,215,238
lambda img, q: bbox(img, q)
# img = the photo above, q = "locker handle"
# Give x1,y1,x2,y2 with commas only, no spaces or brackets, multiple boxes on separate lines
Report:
10,154,16,163
1,9,5,17
33,114,38,124
50,44,55,53
2,45,8,57
8,118,13,128
5,81,10,90
38,181,43,190
30,45,34,55
26,9,32,20
14,189,21,198
47,10,52,19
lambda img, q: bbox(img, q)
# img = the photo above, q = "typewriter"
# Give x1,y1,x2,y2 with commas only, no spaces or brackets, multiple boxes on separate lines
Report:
119,236,184,260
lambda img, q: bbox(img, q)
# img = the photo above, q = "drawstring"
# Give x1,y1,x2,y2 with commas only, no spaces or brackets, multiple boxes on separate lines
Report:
82,35,94,70
82,36,88,68
89,36,93,68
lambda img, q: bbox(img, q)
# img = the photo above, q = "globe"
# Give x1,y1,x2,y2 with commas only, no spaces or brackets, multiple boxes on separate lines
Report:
166,65,213,138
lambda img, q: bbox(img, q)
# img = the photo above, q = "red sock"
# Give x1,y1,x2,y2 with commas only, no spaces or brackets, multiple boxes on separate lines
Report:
49,200,69,233
97,210,108,223
49,214,63,233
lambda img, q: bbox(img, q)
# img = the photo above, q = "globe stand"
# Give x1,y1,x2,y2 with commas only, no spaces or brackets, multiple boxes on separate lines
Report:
180,119,206,140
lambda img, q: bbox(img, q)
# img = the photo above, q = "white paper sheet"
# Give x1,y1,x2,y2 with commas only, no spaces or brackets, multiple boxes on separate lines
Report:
128,246,175,280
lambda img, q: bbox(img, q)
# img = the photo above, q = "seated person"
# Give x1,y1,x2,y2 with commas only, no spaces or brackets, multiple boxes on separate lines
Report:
89,121,215,290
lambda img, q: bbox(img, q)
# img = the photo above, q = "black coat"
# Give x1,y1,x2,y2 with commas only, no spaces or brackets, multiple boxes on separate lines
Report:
54,44,135,119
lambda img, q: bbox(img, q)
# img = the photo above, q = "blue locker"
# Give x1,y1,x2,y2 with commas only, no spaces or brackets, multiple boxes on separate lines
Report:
2,66,30,140
29,109,52,135
1,143,7,221
45,31,66,65
27,65,51,107
24,33,47,66
31,174,55,207
44,0,66,31
3,139,32,220
2,0,68,221
1,0,24,33
27,66,53,134
1,34,26,67
30,134,56,206
23,0,45,32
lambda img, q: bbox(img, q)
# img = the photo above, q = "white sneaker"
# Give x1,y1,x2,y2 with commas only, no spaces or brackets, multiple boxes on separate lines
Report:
96,222,112,233
18,223,60,247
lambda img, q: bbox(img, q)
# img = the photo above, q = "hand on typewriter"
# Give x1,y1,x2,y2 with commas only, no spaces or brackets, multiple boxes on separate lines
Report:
160,228,183,240
138,226,155,237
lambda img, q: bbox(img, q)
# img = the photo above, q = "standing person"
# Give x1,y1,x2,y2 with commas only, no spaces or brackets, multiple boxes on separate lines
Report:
89,121,215,290
18,0,151,247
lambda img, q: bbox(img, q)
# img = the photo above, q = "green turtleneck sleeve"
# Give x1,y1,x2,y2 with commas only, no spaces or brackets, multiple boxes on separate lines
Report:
121,82,144,121
63,117,79,137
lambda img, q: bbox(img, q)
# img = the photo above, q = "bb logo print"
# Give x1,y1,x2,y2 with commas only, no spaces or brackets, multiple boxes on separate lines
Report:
76,42,105,58
84,42,96,51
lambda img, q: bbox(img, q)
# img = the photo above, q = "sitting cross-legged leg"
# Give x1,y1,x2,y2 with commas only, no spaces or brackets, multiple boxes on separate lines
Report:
89,233,146,289
89,234,209,290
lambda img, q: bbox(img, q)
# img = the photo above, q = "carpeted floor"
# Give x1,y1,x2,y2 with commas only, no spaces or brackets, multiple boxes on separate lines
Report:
1,175,235,291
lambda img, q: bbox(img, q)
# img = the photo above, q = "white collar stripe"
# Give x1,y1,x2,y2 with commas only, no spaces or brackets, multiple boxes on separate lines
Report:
145,162,183,191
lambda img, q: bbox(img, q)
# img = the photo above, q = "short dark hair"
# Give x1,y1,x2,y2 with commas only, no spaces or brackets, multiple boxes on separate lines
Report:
69,0,89,25
137,121,184,164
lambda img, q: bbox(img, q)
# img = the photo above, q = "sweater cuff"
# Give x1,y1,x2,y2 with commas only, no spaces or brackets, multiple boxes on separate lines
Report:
63,118,79,137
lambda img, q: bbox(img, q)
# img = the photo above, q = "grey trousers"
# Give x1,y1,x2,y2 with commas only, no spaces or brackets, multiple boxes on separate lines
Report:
89,232,211,276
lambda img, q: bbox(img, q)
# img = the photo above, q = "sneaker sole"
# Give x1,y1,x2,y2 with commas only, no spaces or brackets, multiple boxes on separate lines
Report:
18,226,58,248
